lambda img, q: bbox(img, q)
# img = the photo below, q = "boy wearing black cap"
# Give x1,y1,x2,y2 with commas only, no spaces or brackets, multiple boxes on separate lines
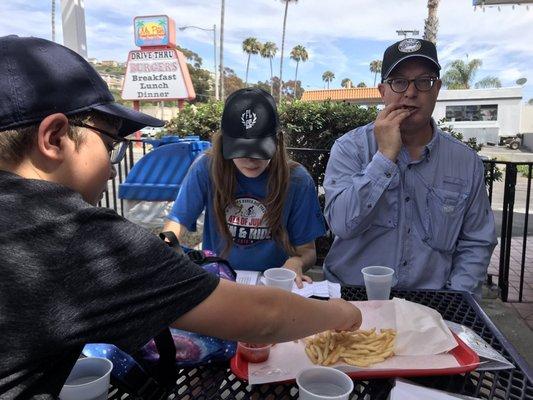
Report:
0,36,362,398
323,38,496,297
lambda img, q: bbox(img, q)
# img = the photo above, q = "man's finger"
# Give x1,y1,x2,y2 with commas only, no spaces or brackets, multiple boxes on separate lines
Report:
377,103,404,119
302,274,313,284
384,108,410,121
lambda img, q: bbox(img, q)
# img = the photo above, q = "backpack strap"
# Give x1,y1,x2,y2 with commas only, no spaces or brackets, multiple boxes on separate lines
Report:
151,328,178,387
159,231,185,256
187,250,237,280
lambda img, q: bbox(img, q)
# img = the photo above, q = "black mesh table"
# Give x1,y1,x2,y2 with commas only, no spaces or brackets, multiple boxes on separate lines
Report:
108,288,533,400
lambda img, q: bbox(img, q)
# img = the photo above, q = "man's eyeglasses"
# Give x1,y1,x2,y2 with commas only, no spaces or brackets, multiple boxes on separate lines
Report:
71,122,129,164
384,76,439,93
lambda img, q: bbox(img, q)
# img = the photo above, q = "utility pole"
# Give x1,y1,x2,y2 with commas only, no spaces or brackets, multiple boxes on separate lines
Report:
219,0,225,100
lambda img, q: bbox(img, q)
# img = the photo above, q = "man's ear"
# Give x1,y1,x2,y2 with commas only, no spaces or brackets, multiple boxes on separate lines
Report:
377,82,386,99
36,113,71,162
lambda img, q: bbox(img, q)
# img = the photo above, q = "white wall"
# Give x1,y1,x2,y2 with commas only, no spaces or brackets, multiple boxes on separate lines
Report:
521,104,533,150
433,87,522,144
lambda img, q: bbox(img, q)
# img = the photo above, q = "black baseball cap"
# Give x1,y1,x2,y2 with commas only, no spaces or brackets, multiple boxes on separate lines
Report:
0,35,164,137
221,88,278,160
381,38,441,80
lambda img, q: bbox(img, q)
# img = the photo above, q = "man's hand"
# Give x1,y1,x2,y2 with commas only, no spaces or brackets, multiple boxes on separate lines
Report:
328,298,363,331
374,103,412,162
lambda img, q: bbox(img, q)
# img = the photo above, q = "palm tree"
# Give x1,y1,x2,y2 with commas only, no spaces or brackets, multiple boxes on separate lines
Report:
341,78,353,88
290,45,308,95
242,37,262,86
322,71,335,89
424,0,440,44
369,60,382,87
260,41,278,95
475,76,502,89
51,0,56,42
357,81,367,88
442,59,482,89
278,0,299,103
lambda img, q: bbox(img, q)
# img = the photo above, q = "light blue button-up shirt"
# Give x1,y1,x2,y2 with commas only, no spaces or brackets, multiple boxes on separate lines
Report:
323,121,497,296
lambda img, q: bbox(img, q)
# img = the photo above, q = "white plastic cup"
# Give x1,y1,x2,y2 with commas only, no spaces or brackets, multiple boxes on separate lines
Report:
263,268,296,291
59,357,113,400
296,366,354,400
361,266,395,300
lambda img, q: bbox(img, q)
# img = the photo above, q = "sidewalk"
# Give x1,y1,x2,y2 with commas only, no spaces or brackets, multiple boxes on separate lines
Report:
487,237,533,332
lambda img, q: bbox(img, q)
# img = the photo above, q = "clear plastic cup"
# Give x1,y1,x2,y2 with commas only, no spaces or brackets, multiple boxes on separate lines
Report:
361,266,395,300
296,366,354,400
263,268,296,291
237,342,272,363
59,357,113,400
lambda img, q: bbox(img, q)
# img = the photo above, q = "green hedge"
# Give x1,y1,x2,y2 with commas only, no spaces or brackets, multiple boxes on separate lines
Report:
165,100,378,150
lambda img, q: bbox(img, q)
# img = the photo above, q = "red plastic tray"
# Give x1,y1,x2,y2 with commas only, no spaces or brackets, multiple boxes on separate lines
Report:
230,333,479,382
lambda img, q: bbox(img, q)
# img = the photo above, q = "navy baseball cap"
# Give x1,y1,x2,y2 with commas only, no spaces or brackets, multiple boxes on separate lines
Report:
381,38,441,80
221,88,278,160
0,35,164,137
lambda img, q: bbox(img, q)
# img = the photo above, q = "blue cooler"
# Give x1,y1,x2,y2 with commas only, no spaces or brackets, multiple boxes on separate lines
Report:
119,136,210,230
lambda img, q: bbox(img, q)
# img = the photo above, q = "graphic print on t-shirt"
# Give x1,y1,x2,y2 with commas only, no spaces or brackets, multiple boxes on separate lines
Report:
225,197,271,245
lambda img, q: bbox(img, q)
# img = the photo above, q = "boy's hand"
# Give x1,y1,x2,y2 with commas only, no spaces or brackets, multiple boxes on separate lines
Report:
328,299,363,331
374,103,412,162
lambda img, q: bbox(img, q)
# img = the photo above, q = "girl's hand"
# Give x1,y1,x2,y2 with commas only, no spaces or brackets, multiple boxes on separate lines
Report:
283,258,312,289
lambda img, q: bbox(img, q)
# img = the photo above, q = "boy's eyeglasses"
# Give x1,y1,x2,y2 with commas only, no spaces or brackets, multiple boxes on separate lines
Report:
71,122,129,164
384,77,439,93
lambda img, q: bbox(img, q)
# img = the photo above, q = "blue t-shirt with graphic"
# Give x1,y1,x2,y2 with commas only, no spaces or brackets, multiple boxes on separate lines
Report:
167,155,326,271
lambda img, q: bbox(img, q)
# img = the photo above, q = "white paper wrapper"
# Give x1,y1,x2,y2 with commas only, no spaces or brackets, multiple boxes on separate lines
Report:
248,299,462,384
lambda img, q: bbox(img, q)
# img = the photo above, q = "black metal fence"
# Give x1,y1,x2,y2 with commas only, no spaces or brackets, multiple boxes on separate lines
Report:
99,141,533,303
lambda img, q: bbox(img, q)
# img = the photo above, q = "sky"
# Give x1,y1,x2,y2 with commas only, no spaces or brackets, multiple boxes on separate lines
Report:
1,0,532,101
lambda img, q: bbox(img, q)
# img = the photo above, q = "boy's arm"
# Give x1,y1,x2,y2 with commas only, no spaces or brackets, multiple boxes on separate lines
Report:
172,279,362,343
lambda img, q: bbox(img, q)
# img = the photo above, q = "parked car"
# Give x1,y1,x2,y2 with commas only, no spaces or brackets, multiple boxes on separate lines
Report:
140,127,164,138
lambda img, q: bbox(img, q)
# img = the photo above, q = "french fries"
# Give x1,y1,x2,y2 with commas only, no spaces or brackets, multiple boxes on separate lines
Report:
304,329,396,367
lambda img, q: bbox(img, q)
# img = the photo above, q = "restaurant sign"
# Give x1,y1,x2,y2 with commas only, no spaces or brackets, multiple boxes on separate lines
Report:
134,15,176,48
122,49,195,101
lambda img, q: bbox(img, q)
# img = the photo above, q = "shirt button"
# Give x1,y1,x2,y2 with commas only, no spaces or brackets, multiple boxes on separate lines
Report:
403,261,407,266
385,172,391,178
407,228,411,234
405,196,410,202
367,203,372,208
408,165,412,169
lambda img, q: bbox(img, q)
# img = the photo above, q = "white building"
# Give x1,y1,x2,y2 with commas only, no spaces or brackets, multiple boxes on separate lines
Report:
434,87,523,145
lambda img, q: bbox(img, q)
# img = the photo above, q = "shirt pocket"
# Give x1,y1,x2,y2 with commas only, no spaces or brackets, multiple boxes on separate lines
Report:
424,187,468,253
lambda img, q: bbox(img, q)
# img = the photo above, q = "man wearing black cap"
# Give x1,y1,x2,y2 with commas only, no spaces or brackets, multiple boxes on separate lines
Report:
323,38,496,297
0,36,362,399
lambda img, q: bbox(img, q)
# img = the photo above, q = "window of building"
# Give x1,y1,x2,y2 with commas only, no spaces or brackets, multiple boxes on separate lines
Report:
445,104,498,121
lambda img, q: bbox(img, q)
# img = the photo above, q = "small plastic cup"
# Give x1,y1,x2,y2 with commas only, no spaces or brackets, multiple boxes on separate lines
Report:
296,366,354,400
263,268,296,291
361,266,395,300
59,357,113,400
237,342,272,363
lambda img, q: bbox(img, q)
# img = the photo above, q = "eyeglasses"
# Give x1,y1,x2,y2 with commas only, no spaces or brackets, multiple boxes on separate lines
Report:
71,122,129,164
384,76,439,93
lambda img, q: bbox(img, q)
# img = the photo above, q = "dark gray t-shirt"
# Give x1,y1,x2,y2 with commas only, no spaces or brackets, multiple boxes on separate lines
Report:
0,171,220,399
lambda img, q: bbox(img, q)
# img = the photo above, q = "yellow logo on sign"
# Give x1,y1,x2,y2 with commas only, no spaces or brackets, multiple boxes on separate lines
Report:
137,21,166,40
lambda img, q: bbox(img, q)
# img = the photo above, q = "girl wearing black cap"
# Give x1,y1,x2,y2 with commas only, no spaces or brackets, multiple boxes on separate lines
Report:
164,88,325,288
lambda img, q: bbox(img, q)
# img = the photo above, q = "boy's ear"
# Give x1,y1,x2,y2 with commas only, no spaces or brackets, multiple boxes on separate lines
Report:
36,113,71,161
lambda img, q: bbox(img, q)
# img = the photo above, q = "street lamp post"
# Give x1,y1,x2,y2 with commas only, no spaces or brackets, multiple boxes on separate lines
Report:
178,25,218,100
